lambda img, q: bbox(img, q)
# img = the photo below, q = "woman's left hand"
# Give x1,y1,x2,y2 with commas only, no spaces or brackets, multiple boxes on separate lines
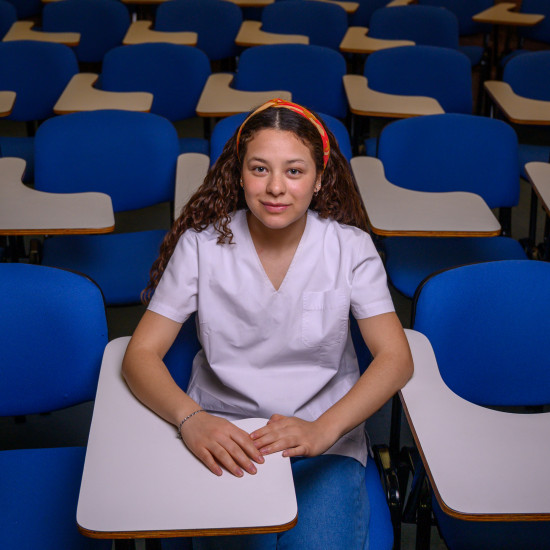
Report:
249,414,337,458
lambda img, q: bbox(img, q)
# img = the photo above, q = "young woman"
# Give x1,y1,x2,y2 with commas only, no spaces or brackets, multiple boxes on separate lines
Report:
122,98,413,549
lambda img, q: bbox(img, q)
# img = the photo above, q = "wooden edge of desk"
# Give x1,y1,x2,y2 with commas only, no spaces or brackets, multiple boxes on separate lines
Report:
225,0,274,7
1,225,115,236
3,21,81,46
314,0,358,14
484,81,550,125
339,26,415,54
386,0,414,6
235,21,309,47
78,515,298,539
472,3,545,26
123,21,198,46
344,75,444,118
400,330,550,522
368,226,501,237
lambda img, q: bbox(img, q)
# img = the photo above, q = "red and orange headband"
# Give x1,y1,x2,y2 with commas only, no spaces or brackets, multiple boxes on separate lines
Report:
235,98,330,170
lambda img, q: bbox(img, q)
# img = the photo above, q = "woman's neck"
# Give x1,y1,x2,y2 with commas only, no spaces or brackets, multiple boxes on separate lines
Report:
246,211,307,253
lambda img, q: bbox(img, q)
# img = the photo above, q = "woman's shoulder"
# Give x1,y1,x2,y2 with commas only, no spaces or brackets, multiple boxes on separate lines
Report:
309,210,372,243
177,210,246,246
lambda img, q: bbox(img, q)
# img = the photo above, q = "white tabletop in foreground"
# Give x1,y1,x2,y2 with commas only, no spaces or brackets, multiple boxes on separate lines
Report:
77,337,298,538
351,156,501,236
0,157,115,235
402,329,550,519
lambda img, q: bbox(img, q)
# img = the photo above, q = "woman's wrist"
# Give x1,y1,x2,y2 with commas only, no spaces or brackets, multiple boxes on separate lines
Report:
176,409,206,439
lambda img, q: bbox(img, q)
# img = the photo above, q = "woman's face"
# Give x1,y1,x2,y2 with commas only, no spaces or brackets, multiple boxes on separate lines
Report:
242,128,320,233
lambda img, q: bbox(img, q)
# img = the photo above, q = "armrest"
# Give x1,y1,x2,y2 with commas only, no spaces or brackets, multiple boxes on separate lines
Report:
123,21,197,45
343,74,444,118
3,21,80,46
54,73,153,115
174,153,210,219
196,73,291,117
473,2,544,25
350,156,500,236
484,81,550,125
235,21,309,47
0,157,115,235
525,161,550,217
340,26,414,54
0,90,16,117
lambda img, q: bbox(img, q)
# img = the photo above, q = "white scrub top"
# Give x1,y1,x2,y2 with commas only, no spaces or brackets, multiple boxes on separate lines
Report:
148,209,395,466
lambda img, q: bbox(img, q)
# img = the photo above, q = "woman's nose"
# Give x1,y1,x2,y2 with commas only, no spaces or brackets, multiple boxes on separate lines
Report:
266,172,286,196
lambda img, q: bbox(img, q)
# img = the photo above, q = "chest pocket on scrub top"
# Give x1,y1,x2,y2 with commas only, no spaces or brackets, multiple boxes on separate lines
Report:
302,290,349,348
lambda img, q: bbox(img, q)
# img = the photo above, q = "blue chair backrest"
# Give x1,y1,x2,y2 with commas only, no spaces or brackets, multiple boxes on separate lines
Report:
100,43,211,122
413,260,550,407
42,0,130,64
0,0,16,40
234,44,348,119
0,264,108,416
377,113,519,208
155,0,242,61
209,110,352,166
34,110,180,212
349,0,390,27
417,0,492,35
4,0,41,18
369,5,459,48
0,41,78,121
520,0,550,43
262,0,348,50
365,45,473,114
503,51,550,102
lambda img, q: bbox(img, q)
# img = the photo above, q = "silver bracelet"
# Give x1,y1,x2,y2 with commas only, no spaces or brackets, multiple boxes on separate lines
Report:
176,409,205,439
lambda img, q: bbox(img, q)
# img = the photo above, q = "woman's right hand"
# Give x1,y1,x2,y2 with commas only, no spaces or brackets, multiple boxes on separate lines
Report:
179,412,265,477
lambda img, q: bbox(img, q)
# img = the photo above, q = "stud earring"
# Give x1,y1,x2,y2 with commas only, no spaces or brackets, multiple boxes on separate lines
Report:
240,178,243,188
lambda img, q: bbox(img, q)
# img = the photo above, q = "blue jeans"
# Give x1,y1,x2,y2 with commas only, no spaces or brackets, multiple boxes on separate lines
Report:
191,454,369,550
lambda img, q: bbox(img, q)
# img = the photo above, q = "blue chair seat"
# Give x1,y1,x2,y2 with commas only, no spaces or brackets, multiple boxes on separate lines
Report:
384,237,528,298
41,230,166,306
459,44,483,66
0,447,111,550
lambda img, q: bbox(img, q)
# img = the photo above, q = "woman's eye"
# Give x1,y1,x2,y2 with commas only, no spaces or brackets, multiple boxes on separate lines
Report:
288,168,302,176
252,166,266,173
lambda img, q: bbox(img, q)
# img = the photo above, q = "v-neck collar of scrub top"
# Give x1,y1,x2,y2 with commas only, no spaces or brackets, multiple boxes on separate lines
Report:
239,209,313,294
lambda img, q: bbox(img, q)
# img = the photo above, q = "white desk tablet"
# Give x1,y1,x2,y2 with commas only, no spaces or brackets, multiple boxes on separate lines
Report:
77,337,298,539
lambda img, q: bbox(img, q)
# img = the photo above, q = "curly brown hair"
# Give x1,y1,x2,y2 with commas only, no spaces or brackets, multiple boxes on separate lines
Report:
142,104,368,304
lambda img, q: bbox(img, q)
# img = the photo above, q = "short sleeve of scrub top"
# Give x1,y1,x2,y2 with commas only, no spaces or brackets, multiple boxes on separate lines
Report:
148,210,395,465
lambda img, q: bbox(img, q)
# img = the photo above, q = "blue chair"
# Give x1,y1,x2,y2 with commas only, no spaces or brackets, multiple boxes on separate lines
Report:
3,0,41,18
409,260,550,550
209,110,353,165
0,40,78,182
0,263,111,550
234,44,348,120
349,0,392,27
42,0,130,65
100,43,211,155
516,0,550,50
375,113,527,299
155,0,242,63
261,0,348,51
0,0,16,40
497,51,550,180
34,110,181,305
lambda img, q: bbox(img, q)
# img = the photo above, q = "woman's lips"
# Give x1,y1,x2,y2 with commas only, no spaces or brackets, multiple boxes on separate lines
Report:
261,202,290,213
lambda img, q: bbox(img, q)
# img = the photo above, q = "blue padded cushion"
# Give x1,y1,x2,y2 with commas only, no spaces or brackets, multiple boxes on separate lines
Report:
42,0,130,64
518,143,550,179
417,0,492,35
41,229,167,306
365,45,472,114
262,0,348,50
459,44,483,66
504,51,550,101
413,260,550,406
155,0,242,61
210,111,352,166
377,114,520,208
101,44,211,122
0,0,16,40
0,263,108,416
234,44,348,120
385,237,527,299
0,41,78,121
3,0,41,18
369,5,459,49
432,493,550,550
0,136,35,182
0,447,111,550
518,0,550,43
34,110,179,212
